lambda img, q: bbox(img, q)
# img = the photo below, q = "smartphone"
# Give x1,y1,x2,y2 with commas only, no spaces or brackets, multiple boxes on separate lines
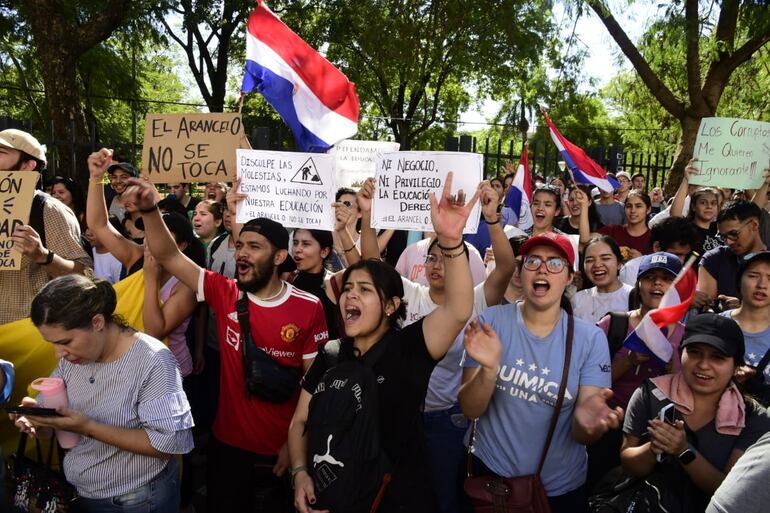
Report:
4,406,62,417
655,404,680,462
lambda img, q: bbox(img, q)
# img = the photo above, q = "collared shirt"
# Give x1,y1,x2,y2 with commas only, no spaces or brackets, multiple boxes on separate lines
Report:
0,192,92,324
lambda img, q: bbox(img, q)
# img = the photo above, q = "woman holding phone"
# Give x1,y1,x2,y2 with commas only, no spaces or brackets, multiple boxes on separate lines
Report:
11,274,194,513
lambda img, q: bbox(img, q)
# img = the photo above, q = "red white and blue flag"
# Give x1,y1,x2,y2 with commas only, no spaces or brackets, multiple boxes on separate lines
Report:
542,111,619,193
241,1,359,152
623,259,698,363
504,145,534,230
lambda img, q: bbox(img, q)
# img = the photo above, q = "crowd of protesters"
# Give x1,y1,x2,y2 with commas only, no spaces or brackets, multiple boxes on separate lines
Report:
1,127,770,513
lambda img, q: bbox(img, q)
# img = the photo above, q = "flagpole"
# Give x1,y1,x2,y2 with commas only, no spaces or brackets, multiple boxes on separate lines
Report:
669,253,699,290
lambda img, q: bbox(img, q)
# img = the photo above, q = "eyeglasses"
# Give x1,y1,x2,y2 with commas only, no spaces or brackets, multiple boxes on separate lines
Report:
522,255,568,274
718,221,751,241
425,254,443,266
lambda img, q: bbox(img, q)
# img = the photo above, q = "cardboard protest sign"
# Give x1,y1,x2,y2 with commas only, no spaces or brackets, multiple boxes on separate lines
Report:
329,140,400,188
692,117,770,189
371,151,483,233
0,171,40,270
141,113,244,183
236,149,337,230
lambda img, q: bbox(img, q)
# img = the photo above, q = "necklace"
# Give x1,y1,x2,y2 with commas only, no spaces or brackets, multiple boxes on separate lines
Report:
87,362,103,384
256,281,286,302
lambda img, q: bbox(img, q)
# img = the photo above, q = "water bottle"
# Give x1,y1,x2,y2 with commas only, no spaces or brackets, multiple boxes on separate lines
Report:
30,377,81,449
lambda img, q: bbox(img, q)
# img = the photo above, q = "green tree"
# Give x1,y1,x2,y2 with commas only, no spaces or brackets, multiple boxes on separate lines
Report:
585,0,770,193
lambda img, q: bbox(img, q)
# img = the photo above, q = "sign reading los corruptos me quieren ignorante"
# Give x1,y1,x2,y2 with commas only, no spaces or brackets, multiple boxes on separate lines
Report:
0,171,39,270
329,140,400,188
236,149,337,230
691,117,770,189
371,151,483,234
141,113,244,183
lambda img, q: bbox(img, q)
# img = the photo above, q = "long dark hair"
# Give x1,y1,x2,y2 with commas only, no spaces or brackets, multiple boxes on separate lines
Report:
31,274,128,329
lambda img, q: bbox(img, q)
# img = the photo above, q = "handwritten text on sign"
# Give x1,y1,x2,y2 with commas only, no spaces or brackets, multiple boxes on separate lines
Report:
692,117,770,189
371,151,482,233
329,140,400,188
141,113,243,183
0,171,39,270
236,149,337,230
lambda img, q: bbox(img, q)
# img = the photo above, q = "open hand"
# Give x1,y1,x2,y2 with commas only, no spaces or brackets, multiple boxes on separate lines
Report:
574,388,625,438
430,171,481,246
463,320,502,372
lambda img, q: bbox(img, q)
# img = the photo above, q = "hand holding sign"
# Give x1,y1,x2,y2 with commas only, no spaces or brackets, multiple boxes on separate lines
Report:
226,177,248,214
356,177,375,214
429,171,481,247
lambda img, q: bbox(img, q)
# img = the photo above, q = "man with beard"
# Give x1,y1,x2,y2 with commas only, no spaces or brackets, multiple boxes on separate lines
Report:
0,129,91,324
115,159,328,513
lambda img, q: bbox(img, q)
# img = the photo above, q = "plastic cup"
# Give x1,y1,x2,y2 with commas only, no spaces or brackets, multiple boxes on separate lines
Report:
30,377,80,449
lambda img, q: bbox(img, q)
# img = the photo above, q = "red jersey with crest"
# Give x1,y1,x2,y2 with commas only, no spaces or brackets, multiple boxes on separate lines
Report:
198,269,328,455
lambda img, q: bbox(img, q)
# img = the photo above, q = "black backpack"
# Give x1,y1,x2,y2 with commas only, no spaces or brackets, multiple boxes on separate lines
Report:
305,339,392,513
606,311,631,358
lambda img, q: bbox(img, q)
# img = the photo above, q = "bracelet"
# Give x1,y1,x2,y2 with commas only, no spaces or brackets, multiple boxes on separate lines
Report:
290,465,308,488
441,248,466,259
137,204,158,214
343,245,356,253
88,177,104,184
485,217,500,225
437,240,464,251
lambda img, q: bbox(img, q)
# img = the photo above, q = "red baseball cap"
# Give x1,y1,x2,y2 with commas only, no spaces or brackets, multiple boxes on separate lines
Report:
519,232,576,268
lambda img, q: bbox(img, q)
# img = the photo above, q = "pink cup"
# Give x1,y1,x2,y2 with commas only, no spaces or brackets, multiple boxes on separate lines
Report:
30,377,80,449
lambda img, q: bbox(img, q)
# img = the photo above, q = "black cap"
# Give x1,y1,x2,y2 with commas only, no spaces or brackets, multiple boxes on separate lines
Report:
681,313,744,364
107,162,137,177
240,217,296,273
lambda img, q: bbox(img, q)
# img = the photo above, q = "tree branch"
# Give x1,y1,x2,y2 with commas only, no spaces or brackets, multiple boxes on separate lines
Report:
684,0,706,113
703,34,770,109
74,0,132,55
586,0,685,119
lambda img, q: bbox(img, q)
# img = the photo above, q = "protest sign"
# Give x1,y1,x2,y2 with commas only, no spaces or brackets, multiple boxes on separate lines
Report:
329,140,400,188
692,117,770,189
236,149,337,230
0,171,39,270
141,113,244,183
371,151,483,233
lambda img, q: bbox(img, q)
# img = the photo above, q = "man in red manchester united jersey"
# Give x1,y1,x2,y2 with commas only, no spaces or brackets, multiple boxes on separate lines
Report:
122,172,328,512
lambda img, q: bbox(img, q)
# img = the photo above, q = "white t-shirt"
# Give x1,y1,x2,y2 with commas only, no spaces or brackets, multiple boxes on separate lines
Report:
92,250,123,284
619,257,643,286
395,238,487,286
570,283,634,323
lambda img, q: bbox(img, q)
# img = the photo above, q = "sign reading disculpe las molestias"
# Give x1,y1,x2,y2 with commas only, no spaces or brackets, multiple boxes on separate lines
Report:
371,151,483,233
0,171,39,270
692,117,770,189
141,113,245,183
236,149,337,231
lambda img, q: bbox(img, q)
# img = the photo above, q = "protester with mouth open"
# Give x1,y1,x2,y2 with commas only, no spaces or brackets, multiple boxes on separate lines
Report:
571,236,632,323
192,199,225,250
459,231,620,513
526,184,567,237
289,173,481,513
120,166,330,513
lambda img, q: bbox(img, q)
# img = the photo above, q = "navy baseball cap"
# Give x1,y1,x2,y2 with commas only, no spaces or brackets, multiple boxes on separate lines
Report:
637,252,682,280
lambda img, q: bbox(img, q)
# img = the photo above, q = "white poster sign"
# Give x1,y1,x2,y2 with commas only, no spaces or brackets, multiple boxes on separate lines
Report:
371,151,483,233
236,149,336,230
329,140,400,188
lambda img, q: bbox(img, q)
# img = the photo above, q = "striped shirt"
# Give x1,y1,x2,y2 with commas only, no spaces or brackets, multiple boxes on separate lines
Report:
52,332,194,499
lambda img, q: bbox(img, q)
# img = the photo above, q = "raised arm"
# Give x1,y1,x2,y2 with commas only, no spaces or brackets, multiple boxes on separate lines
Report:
751,168,770,210
86,149,143,269
142,246,197,340
574,188,593,246
123,178,202,293
670,159,698,217
356,178,382,260
333,201,360,265
225,177,245,242
480,182,514,306
422,172,480,359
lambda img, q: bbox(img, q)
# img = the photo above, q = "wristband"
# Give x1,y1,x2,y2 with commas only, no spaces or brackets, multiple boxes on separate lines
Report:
291,465,308,488
485,217,500,225
137,204,158,214
343,245,356,253
437,240,464,251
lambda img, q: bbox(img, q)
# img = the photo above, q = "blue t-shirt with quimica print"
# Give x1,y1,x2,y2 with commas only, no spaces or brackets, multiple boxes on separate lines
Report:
462,302,611,496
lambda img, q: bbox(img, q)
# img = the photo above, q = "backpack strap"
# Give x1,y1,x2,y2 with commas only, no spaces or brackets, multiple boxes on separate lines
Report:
237,291,260,398
536,312,574,475
754,347,770,377
329,275,348,338
30,192,46,248
207,232,228,268
607,311,631,358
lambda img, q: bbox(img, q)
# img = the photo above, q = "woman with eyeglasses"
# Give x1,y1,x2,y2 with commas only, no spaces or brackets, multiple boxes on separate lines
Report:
459,232,621,513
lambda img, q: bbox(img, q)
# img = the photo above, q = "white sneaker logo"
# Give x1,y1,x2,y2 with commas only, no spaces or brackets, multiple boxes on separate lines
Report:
313,434,344,468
